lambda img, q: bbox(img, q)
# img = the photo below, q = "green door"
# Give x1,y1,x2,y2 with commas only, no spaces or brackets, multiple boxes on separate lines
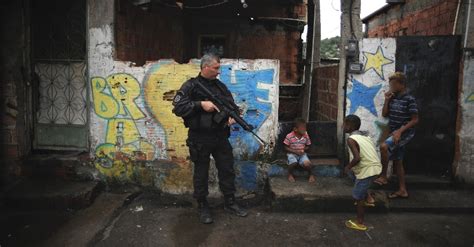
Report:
32,0,88,150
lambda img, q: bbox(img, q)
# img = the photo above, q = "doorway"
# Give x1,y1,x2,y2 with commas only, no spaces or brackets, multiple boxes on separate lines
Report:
31,0,88,150
396,36,461,176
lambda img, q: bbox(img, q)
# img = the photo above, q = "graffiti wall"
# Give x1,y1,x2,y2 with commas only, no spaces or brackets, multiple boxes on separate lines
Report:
89,59,279,193
89,49,279,193
346,38,396,144
457,54,474,183
87,3,279,194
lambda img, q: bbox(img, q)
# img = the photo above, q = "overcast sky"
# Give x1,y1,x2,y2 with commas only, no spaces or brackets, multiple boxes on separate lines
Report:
302,0,388,40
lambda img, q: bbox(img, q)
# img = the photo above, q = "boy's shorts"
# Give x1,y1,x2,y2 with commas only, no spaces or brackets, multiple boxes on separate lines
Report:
287,153,310,166
384,129,415,161
348,172,377,200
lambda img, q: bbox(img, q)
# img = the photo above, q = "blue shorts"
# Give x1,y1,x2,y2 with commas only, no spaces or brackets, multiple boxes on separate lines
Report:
384,130,415,161
348,172,377,200
287,153,310,166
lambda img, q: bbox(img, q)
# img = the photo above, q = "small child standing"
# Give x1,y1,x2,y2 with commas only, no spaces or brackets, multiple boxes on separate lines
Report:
283,118,316,183
343,115,382,231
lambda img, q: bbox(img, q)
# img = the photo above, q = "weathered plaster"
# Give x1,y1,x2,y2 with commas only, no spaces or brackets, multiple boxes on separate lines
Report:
87,2,279,194
456,51,474,183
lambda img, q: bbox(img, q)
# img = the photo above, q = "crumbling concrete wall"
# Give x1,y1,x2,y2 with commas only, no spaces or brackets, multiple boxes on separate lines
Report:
454,0,474,183
88,0,279,195
456,52,474,183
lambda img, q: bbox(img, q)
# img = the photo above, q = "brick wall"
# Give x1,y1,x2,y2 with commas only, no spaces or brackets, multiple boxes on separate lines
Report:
309,65,339,121
366,0,459,37
115,0,305,84
232,29,302,84
115,0,185,65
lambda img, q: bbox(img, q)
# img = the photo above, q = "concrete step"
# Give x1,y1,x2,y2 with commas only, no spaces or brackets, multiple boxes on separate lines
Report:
269,177,365,213
268,158,341,177
268,176,474,213
388,189,474,213
2,179,102,210
19,153,98,181
376,174,455,190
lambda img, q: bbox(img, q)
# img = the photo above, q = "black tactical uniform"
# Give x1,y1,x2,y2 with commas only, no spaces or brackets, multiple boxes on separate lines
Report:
172,74,247,224
172,74,236,199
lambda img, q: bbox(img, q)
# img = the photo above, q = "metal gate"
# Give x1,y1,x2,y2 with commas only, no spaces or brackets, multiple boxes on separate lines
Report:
32,0,88,150
396,36,461,176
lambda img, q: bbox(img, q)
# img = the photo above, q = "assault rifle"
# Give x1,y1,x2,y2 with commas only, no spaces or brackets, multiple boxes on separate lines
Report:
194,79,267,145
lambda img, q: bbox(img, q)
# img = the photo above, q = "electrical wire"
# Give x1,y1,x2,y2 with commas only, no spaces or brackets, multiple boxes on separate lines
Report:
349,0,356,39
184,0,229,9
453,0,461,35
465,0,472,48
331,0,340,12
154,0,229,9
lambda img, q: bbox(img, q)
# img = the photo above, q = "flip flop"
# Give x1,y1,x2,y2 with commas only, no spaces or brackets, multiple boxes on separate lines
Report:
373,177,388,185
388,192,409,199
345,220,368,231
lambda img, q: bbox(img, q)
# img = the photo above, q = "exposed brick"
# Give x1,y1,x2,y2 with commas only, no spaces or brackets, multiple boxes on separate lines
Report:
310,65,338,121
366,0,457,38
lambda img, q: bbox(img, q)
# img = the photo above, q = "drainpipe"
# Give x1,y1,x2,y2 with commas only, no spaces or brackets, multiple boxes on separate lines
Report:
464,0,472,48
301,0,321,121
452,0,461,35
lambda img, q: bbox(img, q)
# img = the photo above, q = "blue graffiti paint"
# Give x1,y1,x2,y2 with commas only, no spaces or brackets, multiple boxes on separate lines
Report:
219,65,274,160
347,77,382,116
235,161,258,191
268,165,286,177
267,164,341,177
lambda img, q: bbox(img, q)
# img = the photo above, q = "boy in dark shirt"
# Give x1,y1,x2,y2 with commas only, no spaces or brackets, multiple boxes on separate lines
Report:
374,72,419,199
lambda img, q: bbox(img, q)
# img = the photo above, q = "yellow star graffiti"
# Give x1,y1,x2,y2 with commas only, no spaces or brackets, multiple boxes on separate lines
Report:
363,46,394,80
467,93,474,103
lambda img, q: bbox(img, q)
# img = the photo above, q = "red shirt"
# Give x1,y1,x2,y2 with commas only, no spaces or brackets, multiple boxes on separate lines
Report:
284,131,311,151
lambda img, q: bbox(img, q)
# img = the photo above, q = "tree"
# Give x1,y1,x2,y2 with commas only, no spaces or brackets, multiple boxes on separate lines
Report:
320,36,340,59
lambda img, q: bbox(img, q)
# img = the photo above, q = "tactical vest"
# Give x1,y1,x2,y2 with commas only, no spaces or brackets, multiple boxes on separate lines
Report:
184,77,230,133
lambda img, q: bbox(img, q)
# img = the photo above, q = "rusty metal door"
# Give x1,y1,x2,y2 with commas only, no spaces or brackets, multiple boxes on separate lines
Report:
32,0,88,150
396,36,461,176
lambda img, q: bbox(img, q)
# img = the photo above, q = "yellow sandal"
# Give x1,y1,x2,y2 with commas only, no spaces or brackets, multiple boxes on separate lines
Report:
345,220,368,231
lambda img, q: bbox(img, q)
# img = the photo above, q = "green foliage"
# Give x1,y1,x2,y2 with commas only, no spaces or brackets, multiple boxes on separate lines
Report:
320,36,341,59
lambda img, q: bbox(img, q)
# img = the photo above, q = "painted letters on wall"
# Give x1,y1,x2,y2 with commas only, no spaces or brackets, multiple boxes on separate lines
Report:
89,59,279,192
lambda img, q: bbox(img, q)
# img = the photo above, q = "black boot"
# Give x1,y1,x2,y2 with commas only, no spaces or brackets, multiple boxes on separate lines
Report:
224,194,248,217
197,199,213,224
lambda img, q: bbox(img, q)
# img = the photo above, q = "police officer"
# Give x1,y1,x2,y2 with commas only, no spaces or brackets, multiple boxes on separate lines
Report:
172,54,248,224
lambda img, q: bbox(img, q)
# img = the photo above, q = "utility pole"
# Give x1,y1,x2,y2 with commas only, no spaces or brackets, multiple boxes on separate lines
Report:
301,0,320,121
337,0,362,159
